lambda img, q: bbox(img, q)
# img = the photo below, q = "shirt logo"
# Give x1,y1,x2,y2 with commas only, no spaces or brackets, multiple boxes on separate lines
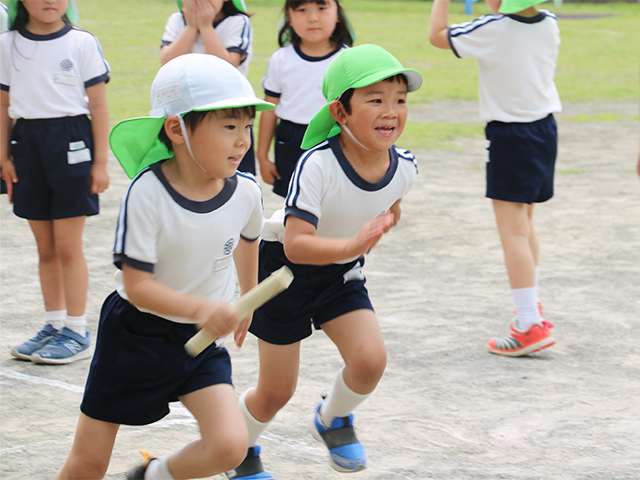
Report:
223,239,234,255
60,59,73,71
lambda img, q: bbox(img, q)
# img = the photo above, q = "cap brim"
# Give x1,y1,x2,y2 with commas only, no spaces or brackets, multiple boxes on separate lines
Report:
499,0,545,13
351,67,423,94
109,116,170,179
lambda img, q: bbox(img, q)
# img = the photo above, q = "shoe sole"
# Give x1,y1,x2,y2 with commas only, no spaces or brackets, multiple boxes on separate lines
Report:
488,337,555,357
308,416,367,473
31,348,92,365
11,349,34,361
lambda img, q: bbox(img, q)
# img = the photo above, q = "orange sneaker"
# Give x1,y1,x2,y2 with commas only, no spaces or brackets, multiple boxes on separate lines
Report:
487,320,555,357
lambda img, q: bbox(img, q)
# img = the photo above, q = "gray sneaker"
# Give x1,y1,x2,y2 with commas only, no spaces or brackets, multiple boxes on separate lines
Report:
31,327,91,365
11,325,58,360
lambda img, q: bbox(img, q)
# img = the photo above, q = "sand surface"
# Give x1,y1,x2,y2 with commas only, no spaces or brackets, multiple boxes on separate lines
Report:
1,100,639,479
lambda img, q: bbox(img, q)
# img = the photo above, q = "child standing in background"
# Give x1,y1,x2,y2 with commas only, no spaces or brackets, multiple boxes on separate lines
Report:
429,0,560,356
161,0,257,174
258,0,353,197
1,0,110,364
228,44,422,480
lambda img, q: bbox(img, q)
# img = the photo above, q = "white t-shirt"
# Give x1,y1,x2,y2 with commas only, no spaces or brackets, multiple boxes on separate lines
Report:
113,164,264,324
262,136,418,264
262,44,347,125
161,12,252,77
448,11,561,123
0,24,110,119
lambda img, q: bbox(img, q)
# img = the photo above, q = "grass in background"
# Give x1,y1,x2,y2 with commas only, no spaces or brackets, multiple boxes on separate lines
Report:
76,0,639,151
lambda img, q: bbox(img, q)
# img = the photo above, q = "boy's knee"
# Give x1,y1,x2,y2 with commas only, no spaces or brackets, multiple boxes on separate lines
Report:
256,382,296,418
350,348,387,387
204,431,248,474
59,456,109,480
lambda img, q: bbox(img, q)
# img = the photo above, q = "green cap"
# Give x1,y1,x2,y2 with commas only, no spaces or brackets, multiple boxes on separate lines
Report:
499,0,562,14
109,54,274,179
177,0,247,14
301,44,423,150
9,0,80,25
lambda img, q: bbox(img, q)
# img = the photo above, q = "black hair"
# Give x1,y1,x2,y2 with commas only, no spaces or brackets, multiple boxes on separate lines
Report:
158,106,256,153
278,0,353,49
338,75,408,115
220,1,252,18
10,3,71,30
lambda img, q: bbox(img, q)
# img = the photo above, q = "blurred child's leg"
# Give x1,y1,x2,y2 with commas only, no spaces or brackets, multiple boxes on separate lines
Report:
29,216,91,364
164,384,248,479
52,216,88,320
54,413,119,480
28,220,65,313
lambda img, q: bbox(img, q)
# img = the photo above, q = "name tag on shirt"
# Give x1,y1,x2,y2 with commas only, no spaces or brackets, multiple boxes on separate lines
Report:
213,255,232,273
55,73,76,86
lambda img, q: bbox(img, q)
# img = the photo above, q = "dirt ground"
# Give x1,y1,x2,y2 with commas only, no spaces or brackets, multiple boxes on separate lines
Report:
1,100,639,479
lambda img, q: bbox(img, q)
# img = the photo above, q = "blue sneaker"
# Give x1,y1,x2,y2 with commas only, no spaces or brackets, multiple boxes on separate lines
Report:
309,402,367,473
225,446,274,479
30,327,91,364
11,324,58,360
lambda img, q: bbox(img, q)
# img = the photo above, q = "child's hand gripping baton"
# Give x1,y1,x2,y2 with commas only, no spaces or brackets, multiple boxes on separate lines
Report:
184,266,294,357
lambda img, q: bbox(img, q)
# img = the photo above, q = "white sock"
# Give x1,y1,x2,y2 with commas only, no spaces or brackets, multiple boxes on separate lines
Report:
512,286,541,331
144,455,174,480
240,388,271,447
318,368,370,427
64,315,87,336
44,310,66,331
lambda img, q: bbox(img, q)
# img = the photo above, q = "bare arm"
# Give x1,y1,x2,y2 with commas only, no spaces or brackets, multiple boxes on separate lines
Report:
86,82,109,194
122,264,239,340
160,0,199,65
232,237,259,347
257,95,280,185
283,213,394,266
0,89,16,203
429,0,452,50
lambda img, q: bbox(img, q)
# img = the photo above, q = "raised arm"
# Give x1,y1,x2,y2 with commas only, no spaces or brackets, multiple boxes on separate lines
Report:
429,0,452,50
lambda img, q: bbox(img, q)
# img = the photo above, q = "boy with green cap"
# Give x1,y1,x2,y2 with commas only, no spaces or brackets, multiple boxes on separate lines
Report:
54,53,275,480
226,44,422,479
429,0,561,357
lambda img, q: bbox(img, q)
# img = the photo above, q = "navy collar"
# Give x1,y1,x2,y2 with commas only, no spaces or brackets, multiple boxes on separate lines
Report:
507,12,546,23
293,43,342,62
151,162,238,214
328,136,398,192
18,23,72,41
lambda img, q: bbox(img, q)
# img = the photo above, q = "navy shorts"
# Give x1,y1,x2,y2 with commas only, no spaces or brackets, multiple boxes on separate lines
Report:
485,114,557,204
273,120,308,197
10,115,99,220
249,241,373,345
81,291,232,426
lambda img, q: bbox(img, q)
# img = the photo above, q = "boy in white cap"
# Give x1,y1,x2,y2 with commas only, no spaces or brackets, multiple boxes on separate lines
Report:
227,44,422,479
429,0,561,356
54,53,275,480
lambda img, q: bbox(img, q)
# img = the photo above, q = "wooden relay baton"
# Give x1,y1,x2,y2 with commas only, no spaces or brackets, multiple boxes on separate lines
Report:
184,266,294,357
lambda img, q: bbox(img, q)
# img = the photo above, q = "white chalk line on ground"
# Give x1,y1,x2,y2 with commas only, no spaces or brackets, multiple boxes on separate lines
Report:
1,368,417,478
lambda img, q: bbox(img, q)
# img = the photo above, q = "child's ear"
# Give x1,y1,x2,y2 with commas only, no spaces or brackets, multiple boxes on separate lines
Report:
329,100,348,125
165,117,184,145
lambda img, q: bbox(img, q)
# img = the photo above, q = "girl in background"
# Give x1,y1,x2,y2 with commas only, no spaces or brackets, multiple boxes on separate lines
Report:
258,0,353,197
1,0,110,364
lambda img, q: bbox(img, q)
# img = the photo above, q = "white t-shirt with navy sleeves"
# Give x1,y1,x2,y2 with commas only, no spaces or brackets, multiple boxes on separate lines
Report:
0,24,110,119
161,13,252,77
448,11,561,123
262,44,347,125
262,136,418,264
113,164,264,324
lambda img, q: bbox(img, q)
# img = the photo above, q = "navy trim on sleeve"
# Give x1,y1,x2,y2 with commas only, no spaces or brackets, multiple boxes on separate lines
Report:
240,234,260,243
85,73,110,88
114,254,155,273
284,206,319,229
0,84,8,92
264,89,281,98
447,27,461,58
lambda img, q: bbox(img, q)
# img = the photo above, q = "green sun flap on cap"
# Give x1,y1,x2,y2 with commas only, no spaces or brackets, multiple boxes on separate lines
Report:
499,0,562,14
